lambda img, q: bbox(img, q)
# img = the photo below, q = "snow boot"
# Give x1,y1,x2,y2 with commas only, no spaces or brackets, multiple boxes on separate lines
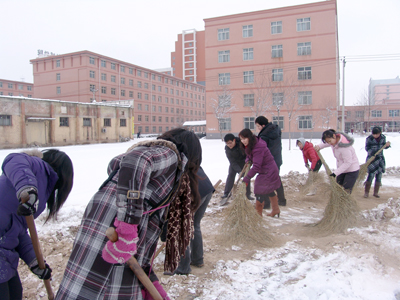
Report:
263,198,270,209
267,195,280,218
364,181,371,198
373,182,381,198
246,184,255,200
255,200,263,216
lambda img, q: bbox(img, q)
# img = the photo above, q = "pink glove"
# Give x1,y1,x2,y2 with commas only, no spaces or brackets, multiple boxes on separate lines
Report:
102,218,139,264
141,281,170,300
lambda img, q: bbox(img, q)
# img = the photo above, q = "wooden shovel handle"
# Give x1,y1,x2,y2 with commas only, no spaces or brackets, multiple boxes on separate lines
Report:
25,215,54,300
106,227,163,300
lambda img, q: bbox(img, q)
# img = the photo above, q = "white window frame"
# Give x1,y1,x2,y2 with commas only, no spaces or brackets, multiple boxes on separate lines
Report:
297,42,311,55
243,48,254,60
242,25,253,38
272,69,283,82
218,28,230,41
243,71,254,84
90,71,95,79
218,50,230,63
272,93,284,106
371,110,382,118
272,45,283,58
298,67,312,80
272,116,284,129
298,115,313,129
244,117,255,129
271,21,282,34
218,73,231,85
298,91,312,105
297,18,311,31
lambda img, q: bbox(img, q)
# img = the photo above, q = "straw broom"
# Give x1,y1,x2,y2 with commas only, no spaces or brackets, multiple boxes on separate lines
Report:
219,163,273,247
310,151,358,234
355,143,388,186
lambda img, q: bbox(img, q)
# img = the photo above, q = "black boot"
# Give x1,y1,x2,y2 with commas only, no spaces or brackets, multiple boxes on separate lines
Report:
246,183,255,200
276,182,286,206
263,198,270,209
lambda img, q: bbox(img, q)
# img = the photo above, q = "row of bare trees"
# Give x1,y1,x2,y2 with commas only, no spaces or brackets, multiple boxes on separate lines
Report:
209,69,336,149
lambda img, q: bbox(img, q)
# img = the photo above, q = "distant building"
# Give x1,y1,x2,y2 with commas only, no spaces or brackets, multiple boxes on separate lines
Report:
369,76,400,105
0,79,33,98
171,29,206,85
0,95,133,148
30,50,206,136
203,0,339,139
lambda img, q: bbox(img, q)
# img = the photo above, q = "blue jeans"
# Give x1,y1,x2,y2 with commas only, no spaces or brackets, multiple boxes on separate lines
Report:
366,172,382,184
174,192,212,274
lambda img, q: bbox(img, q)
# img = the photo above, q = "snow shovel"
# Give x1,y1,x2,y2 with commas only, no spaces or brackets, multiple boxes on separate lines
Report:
106,227,163,300
220,163,251,206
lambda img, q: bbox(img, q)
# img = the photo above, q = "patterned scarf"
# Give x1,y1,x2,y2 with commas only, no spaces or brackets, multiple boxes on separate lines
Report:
164,172,194,272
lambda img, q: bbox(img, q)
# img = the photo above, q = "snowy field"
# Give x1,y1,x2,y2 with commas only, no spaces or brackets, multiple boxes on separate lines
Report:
2,132,400,299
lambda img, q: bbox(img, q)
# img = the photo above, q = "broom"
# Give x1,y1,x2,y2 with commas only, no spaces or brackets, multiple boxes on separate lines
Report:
310,151,358,234
355,143,388,186
219,164,273,247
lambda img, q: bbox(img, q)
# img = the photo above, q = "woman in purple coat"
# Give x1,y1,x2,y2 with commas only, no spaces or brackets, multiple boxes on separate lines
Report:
239,129,281,217
0,149,73,300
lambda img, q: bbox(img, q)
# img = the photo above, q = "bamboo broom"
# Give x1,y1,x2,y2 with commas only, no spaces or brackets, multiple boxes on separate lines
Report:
355,143,388,186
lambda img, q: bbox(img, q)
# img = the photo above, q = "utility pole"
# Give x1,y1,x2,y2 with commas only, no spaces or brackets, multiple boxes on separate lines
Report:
341,57,346,131
91,87,98,103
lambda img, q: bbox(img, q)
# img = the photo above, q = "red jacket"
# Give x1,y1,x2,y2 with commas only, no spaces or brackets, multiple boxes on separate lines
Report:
302,141,320,170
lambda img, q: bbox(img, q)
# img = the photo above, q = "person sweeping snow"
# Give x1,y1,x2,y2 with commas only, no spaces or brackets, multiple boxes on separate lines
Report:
314,129,360,194
55,128,202,300
296,138,322,196
0,149,74,300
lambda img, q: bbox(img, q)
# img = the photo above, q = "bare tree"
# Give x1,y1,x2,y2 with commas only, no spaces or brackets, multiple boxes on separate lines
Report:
210,86,237,140
356,88,375,132
320,96,336,131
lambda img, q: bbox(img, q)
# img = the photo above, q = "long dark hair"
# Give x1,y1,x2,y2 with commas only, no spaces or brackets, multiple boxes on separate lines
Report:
239,128,257,152
321,129,337,143
42,149,74,222
158,128,202,210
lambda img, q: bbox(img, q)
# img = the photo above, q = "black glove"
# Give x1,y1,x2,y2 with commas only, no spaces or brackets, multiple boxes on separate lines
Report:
29,258,52,280
17,188,38,216
330,173,336,178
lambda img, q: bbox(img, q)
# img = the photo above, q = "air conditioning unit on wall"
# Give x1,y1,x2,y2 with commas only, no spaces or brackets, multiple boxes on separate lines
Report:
101,128,106,133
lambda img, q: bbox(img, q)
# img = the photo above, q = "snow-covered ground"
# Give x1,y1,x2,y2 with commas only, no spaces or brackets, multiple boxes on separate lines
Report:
2,132,400,299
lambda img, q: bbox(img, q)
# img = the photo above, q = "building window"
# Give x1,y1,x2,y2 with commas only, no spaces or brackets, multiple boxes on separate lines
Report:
218,73,230,85
90,84,96,91
272,93,284,106
8,93,13,96
56,60,60,67
244,117,255,129
27,86,32,91
152,95,156,101
56,86,61,94
129,68,133,74
56,73,61,81
159,126,163,132
138,115,142,121
138,92,142,99
129,79,133,86
111,63,116,70
145,83,149,89
298,67,312,80
90,71,95,78
101,86,107,94
389,110,400,117
158,116,162,122
356,111,364,118
218,28,230,41
158,86,161,92
152,126,156,133
298,115,312,129
138,104,142,111
297,17,311,31
272,69,283,82
271,21,282,34
101,60,106,67
120,119,127,127
129,91,133,97
145,126,149,133
243,48,253,60
104,118,111,127
145,94,149,100
145,105,149,111
298,91,312,105
297,42,311,55
218,118,231,131
137,70,142,76
8,83,13,88
0,82,3,87
144,72,148,78
121,77,125,85
18,84,23,90
111,75,116,83
60,117,69,127
0,115,11,126
272,45,283,58
218,50,230,63
111,88,116,95
101,73,107,81
121,66,125,73
121,90,125,97
272,116,284,129
242,25,253,38
244,94,254,107
89,57,95,64
371,110,382,118
83,118,92,126
28,94,32,98
137,81,142,88
243,71,254,84
218,95,231,107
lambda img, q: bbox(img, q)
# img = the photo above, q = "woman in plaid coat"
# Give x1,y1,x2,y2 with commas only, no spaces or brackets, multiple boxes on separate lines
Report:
56,128,202,300
364,126,391,198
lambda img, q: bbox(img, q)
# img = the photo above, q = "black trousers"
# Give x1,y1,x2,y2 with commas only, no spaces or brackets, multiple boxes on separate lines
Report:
0,273,23,300
336,169,359,193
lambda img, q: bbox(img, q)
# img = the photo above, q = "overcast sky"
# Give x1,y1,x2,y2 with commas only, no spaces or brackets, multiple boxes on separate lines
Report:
1,0,399,105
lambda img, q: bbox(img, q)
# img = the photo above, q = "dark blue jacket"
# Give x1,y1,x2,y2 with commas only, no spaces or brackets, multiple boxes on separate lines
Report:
258,123,283,168
225,137,246,173
0,153,58,283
